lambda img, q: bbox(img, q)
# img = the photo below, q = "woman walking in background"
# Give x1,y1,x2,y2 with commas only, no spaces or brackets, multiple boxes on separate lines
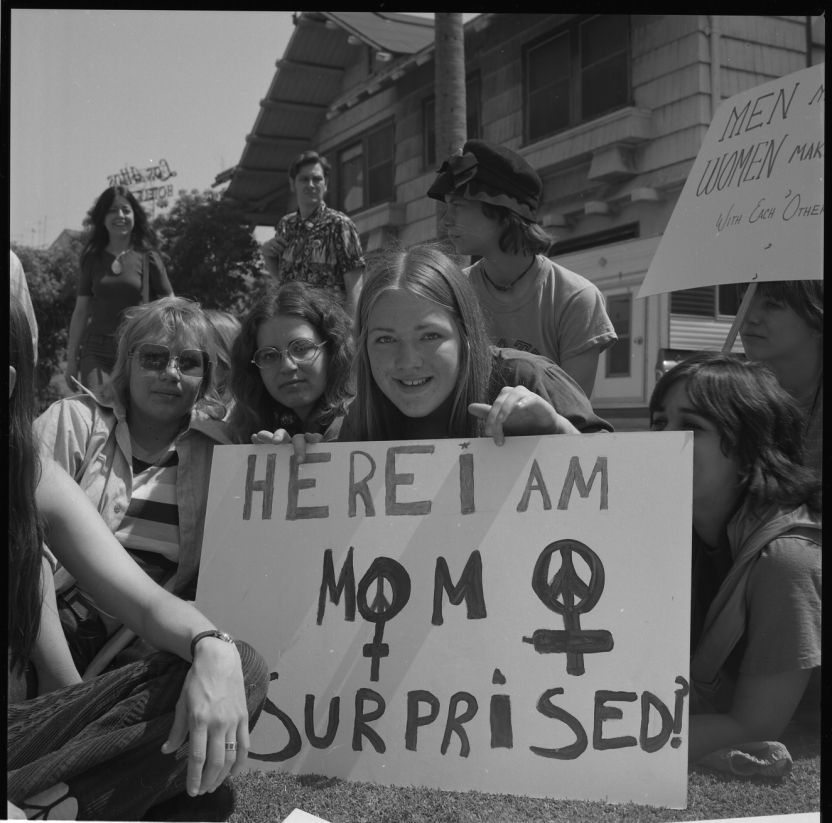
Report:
65,186,173,393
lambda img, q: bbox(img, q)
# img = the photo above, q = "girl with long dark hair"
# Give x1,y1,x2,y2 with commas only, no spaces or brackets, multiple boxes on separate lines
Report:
649,352,821,764
228,281,354,445
65,185,174,393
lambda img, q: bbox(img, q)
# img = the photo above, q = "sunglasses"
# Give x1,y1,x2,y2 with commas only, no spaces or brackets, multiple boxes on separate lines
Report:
129,343,211,377
251,339,326,369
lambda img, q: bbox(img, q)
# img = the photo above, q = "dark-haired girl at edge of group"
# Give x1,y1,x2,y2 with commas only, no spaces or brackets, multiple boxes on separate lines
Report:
337,244,612,444
650,351,820,764
8,296,268,821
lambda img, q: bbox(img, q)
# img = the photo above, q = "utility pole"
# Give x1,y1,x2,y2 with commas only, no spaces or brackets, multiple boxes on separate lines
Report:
434,13,467,245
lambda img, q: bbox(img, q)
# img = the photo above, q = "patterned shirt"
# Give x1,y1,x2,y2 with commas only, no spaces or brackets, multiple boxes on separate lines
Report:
274,204,365,296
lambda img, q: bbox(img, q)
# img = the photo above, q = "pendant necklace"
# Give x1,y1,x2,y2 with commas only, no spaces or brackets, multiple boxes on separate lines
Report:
481,256,536,292
110,248,132,275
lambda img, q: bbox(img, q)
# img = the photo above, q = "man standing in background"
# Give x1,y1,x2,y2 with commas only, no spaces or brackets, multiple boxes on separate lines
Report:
260,151,365,317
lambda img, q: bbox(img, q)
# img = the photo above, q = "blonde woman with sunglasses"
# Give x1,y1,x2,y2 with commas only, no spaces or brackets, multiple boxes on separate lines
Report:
35,296,232,675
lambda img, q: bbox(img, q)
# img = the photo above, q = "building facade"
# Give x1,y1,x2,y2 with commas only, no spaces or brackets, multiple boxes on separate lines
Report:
218,13,824,429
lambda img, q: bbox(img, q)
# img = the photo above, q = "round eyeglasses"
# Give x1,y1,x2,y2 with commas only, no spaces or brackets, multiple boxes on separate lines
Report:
129,343,210,377
251,339,326,369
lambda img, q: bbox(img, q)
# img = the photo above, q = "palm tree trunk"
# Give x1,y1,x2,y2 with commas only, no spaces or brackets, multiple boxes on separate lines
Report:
434,13,467,246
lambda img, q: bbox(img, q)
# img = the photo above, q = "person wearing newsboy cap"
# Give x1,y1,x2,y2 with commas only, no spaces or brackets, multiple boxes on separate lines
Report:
428,139,617,398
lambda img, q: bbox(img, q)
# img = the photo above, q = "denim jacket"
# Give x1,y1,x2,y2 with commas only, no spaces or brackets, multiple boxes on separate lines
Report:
34,388,232,596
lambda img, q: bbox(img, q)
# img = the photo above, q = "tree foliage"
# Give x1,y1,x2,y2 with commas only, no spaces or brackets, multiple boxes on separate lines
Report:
152,189,265,314
11,241,83,413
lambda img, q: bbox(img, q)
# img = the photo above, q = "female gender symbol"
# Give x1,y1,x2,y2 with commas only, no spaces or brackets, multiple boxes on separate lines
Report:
357,557,411,682
523,538,613,675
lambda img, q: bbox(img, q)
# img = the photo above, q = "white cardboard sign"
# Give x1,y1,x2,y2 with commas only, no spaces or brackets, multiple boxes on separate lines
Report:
195,433,692,808
638,63,824,298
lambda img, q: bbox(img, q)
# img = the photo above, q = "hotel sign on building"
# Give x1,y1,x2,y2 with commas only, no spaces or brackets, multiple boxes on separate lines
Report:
107,158,178,207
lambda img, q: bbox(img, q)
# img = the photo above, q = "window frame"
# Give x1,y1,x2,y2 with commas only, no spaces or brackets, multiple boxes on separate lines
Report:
332,118,397,216
605,292,632,378
523,14,631,145
669,285,741,320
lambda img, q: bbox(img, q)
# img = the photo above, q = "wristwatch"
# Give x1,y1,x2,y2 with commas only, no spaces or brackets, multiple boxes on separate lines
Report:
190,629,234,661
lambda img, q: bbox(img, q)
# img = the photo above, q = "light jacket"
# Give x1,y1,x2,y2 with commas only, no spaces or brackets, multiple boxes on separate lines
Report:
34,387,232,596
690,497,821,706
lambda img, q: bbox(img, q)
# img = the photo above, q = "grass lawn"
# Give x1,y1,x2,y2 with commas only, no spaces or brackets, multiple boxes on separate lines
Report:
230,725,819,822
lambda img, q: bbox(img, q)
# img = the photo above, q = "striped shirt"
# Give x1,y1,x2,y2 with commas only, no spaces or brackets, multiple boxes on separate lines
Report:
88,442,181,634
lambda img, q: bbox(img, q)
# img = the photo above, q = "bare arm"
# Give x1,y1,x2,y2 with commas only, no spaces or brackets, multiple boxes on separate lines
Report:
343,268,364,320
65,296,92,390
36,457,250,796
260,235,287,283
30,554,82,694
689,668,813,763
559,347,601,399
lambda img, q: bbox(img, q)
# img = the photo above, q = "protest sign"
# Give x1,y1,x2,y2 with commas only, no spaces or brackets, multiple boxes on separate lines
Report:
638,63,824,298
195,432,692,807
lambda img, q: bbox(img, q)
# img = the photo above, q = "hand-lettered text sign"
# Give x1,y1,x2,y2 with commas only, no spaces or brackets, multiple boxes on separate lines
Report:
195,433,692,808
638,63,824,298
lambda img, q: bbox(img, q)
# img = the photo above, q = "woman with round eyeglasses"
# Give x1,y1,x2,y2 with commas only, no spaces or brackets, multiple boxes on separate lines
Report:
35,296,232,675
65,186,174,394
227,281,354,448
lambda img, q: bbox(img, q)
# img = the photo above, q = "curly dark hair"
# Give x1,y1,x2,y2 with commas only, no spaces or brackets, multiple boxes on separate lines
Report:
227,282,354,443
649,351,821,514
80,185,161,266
7,297,46,674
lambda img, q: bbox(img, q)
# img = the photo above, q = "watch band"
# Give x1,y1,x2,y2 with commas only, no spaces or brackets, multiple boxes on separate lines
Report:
190,629,234,661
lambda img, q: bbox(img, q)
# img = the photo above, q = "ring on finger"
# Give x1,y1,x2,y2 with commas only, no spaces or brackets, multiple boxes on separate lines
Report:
225,741,237,753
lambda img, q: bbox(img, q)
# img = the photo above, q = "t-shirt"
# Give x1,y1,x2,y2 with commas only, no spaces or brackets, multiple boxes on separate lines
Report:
466,256,617,365
274,204,365,297
78,249,173,336
691,528,821,716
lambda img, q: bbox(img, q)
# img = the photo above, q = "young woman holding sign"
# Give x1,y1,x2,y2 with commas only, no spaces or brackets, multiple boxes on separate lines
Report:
8,297,268,821
337,245,612,443
649,352,821,766
228,281,355,446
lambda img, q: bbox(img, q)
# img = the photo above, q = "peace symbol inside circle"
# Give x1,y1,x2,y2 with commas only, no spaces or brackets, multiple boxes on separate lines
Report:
531,539,605,618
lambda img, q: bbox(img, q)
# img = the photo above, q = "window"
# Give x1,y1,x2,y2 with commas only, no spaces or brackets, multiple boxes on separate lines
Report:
605,294,631,377
336,121,395,214
423,73,481,169
525,15,630,143
670,286,741,319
